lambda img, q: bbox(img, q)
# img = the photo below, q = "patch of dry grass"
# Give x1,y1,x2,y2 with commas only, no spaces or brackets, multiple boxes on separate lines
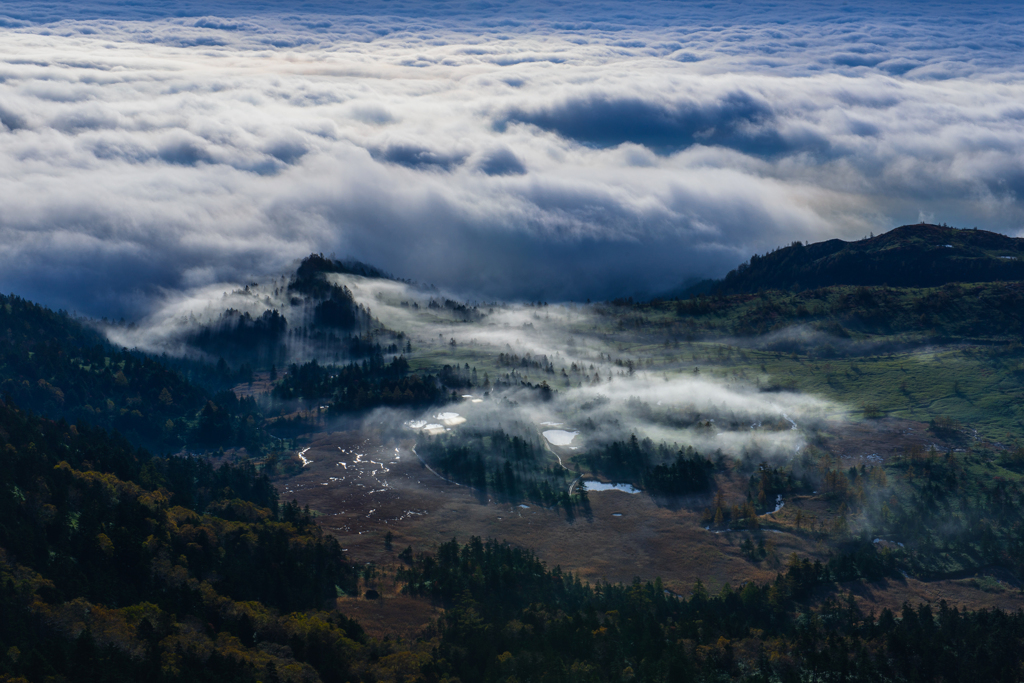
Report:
279,427,1022,616
337,594,442,640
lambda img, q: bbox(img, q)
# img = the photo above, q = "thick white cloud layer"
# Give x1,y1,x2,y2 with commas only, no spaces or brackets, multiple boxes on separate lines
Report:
2,0,1023,316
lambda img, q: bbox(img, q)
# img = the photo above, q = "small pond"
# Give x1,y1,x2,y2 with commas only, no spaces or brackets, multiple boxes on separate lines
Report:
584,481,641,494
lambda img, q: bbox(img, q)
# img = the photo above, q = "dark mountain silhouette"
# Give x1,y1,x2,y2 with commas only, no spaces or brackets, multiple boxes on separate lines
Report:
185,254,385,364
290,253,392,297
708,224,1024,294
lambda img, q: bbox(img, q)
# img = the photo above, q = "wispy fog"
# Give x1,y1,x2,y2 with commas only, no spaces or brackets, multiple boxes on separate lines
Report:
110,269,840,459
361,277,838,459
2,0,1023,316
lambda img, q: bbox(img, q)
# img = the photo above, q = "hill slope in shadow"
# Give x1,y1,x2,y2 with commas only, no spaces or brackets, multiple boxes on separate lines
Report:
714,224,1024,294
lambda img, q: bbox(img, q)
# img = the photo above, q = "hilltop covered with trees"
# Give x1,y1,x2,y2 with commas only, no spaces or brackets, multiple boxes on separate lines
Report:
708,224,1024,295
183,254,385,366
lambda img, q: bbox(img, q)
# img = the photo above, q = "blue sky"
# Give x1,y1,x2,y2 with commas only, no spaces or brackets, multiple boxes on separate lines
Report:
1,0,1023,316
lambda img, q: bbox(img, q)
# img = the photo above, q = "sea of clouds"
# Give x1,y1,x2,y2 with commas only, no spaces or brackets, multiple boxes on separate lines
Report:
2,0,1023,317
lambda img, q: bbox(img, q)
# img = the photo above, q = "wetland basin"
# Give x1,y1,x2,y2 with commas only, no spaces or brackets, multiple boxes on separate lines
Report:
275,419,1024,615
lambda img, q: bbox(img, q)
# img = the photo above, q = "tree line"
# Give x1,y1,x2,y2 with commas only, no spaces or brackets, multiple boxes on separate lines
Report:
418,428,589,515
273,354,449,412
398,536,1022,682
583,435,715,497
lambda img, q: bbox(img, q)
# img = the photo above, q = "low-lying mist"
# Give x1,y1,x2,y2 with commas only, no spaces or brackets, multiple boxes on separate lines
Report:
337,275,844,464
101,267,846,465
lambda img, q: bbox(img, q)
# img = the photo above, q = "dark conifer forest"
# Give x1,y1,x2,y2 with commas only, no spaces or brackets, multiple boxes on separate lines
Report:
273,354,448,413
0,294,266,454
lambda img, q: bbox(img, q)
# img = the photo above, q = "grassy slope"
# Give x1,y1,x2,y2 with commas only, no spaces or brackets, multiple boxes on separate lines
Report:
400,282,1024,441
585,282,1024,442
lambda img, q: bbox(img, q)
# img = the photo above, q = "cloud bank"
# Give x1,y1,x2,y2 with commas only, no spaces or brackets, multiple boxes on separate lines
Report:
1,0,1023,317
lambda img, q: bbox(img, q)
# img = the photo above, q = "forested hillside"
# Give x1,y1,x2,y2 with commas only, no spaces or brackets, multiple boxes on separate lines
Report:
0,398,367,683
710,224,1024,294
0,294,265,453
183,255,387,365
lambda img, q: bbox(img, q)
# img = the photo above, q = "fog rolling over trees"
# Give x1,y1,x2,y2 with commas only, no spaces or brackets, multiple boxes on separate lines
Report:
108,254,403,367
117,258,837,465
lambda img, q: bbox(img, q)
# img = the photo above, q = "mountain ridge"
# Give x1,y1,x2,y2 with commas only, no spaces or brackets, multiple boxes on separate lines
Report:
698,224,1024,295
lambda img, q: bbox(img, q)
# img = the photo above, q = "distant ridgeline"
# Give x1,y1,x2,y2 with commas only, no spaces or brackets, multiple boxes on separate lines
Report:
0,294,266,454
184,254,405,366
706,224,1024,295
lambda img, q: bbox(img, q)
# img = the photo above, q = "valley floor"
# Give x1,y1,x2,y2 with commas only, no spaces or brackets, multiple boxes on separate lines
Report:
277,425,1024,628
